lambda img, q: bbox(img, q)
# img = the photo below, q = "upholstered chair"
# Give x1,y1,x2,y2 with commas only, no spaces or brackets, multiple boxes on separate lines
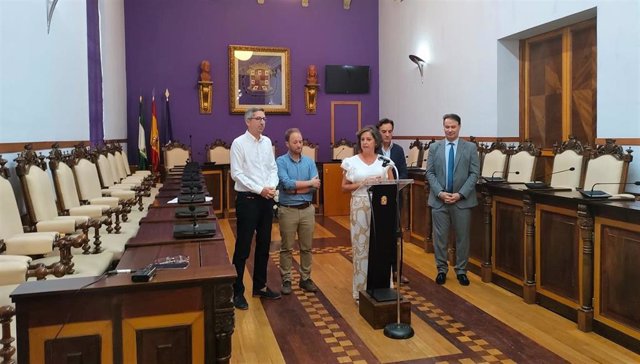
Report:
406,139,423,169
549,136,586,189
421,139,436,170
110,142,155,185
480,140,508,179
71,144,137,222
206,139,231,165
93,147,145,211
582,139,634,196
14,145,105,256
48,144,121,236
505,140,541,183
331,138,355,161
302,139,318,162
163,140,190,170
0,155,82,276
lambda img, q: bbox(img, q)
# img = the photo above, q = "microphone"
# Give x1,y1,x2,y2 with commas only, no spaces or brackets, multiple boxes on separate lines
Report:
525,167,575,189
189,205,199,229
484,170,518,183
377,155,394,167
580,181,640,199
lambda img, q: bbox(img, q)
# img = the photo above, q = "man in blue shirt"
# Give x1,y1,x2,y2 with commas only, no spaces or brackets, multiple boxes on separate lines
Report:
276,128,321,294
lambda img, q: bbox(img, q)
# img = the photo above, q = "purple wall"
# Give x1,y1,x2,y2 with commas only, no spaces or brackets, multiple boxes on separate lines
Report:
124,0,379,164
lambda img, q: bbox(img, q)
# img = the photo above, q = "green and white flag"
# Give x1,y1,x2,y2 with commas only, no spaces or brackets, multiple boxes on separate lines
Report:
138,96,148,170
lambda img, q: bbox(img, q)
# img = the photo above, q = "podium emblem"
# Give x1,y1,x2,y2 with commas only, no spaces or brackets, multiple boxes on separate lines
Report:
380,196,388,205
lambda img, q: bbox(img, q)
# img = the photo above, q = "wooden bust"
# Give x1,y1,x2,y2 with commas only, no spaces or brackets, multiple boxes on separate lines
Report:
306,64,318,85
200,60,212,82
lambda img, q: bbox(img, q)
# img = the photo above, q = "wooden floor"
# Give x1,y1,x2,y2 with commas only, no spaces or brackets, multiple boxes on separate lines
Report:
219,215,640,363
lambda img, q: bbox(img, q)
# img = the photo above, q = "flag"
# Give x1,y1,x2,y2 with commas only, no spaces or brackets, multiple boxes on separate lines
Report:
150,95,160,174
165,88,173,142
137,96,148,170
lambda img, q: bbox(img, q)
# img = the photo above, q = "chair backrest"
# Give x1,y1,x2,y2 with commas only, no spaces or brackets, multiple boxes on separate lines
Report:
480,140,508,178
0,156,24,239
96,151,117,188
506,140,540,183
107,149,126,182
48,144,82,210
301,139,318,162
422,139,436,170
331,139,355,161
163,141,190,169
406,139,423,168
14,145,60,223
582,139,633,194
205,140,231,165
550,136,585,188
69,144,105,200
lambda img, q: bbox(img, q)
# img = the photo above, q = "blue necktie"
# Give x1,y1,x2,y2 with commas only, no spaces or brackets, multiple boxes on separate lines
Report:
447,142,454,193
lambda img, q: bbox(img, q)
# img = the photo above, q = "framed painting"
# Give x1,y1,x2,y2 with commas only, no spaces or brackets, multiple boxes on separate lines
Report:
228,45,291,114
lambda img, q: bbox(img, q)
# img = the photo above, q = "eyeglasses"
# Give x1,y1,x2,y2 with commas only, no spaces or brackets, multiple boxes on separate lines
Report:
250,116,267,121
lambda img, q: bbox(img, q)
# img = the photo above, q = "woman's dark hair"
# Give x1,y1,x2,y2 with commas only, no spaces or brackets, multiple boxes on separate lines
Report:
355,125,382,154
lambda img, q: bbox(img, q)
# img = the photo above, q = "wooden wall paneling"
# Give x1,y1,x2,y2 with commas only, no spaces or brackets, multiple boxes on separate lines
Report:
322,163,350,216
225,173,237,218
492,196,525,288
535,204,580,308
570,21,597,145
409,178,429,251
595,217,640,341
468,203,485,274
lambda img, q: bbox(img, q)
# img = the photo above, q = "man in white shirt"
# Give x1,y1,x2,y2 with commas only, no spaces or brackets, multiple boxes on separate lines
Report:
230,107,281,310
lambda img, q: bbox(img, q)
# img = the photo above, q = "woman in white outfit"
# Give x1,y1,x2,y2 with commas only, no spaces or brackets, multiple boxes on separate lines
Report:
341,125,394,301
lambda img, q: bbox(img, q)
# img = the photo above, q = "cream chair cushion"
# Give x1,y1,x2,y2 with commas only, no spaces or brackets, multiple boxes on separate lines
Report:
119,151,151,177
75,159,105,200
56,162,82,209
332,145,354,161
165,148,190,169
0,178,26,238
301,145,317,162
4,232,59,255
507,151,536,183
208,146,230,165
406,146,420,168
481,150,508,178
550,150,583,189
583,155,624,195
24,167,60,221
0,261,27,286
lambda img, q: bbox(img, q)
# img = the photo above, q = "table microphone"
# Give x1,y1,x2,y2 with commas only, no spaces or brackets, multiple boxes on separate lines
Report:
580,181,640,198
525,167,575,189
189,205,199,230
484,170,518,182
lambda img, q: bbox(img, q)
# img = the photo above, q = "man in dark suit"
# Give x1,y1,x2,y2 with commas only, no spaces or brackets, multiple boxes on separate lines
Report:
425,114,480,286
377,118,409,283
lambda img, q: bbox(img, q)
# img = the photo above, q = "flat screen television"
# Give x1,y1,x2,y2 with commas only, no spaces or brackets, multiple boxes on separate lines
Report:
324,65,370,94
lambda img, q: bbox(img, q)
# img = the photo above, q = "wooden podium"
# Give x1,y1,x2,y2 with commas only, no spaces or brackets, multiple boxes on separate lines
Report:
358,179,413,330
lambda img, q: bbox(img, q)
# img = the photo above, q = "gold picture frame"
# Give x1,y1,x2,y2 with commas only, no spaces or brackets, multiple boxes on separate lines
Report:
228,45,291,114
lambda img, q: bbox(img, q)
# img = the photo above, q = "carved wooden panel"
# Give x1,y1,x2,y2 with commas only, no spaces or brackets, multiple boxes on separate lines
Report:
493,198,524,283
136,326,192,364
597,223,640,337
537,208,579,304
44,335,101,364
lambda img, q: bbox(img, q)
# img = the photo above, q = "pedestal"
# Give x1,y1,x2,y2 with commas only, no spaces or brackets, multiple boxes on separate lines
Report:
358,291,411,330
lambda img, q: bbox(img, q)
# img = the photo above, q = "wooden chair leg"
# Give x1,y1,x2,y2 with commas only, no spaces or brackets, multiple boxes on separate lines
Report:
0,305,16,364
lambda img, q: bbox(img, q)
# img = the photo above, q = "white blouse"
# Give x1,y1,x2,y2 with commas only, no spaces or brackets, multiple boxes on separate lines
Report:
341,155,389,197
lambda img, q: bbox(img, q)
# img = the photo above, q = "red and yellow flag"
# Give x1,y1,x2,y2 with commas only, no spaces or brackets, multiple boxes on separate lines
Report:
150,95,160,173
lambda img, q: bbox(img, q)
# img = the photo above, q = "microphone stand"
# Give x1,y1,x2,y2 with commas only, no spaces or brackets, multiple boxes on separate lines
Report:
382,160,414,339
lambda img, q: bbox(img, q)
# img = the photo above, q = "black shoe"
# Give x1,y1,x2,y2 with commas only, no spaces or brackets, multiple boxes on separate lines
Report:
253,287,282,300
435,272,446,285
281,281,292,295
233,295,249,310
300,279,318,293
457,274,470,286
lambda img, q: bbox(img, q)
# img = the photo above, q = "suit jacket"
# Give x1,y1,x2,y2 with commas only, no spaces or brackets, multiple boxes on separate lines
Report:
389,143,408,179
425,139,480,209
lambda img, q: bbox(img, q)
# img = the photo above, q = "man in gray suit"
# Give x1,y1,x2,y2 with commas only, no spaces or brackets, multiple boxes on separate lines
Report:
426,114,480,286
